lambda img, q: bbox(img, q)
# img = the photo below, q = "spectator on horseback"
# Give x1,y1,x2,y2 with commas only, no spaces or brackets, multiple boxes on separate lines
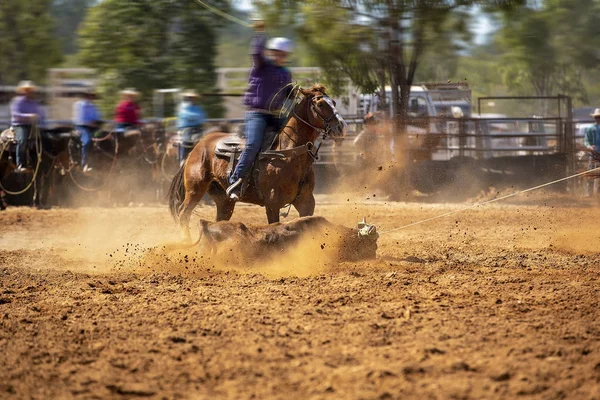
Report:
10,81,46,172
177,89,206,165
73,88,102,173
226,20,293,201
584,108,600,196
114,88,141,133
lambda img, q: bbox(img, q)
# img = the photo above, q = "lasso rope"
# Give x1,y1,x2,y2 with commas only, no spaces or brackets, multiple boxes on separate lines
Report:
0,122,43,196
192,0,252,27
379,165,600,235
269,83,302,119
67,134,119,192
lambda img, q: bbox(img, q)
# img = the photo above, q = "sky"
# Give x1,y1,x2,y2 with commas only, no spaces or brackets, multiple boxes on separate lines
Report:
232,1,495,45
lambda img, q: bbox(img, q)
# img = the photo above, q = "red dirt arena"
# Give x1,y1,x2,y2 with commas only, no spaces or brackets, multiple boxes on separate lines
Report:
0,193,599,399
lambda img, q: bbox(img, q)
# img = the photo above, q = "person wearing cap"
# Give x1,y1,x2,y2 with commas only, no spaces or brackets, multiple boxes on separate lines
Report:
73,89,102,173
226,20,293,200
10,81,46,172
114,88,141,133
584,108,600,196
177,90,206,165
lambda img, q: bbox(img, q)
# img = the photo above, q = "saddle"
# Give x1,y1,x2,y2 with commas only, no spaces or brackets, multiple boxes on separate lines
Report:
1,128,15,144
44,129,74,142
122,129,141,139
214,127,277,161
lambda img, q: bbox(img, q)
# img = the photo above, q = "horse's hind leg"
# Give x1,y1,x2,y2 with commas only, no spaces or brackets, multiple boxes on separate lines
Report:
178,180,211,242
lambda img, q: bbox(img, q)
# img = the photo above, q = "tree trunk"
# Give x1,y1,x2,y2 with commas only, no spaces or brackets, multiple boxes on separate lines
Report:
378,63,387,115
389,64,401,162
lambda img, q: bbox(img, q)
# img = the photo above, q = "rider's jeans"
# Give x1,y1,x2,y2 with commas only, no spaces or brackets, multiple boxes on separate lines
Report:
179,126,201,164
230,111,281,183
14,125,32,167
76,125,93,167
587,155,599,196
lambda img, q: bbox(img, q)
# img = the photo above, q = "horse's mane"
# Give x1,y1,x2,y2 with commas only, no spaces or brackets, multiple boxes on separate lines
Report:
309,84,328,95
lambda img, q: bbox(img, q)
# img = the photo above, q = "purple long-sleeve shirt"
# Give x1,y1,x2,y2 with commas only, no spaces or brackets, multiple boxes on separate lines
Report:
10,96,46,126
243,33,292,111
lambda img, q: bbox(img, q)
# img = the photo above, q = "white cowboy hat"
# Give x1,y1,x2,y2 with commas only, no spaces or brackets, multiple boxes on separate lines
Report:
266,37,294,53
16,80,37,94
591,108,600,117
181,89,200,98
120,88,140,97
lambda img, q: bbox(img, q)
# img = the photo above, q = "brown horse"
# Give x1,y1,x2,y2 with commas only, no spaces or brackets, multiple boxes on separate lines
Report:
168,84,347,241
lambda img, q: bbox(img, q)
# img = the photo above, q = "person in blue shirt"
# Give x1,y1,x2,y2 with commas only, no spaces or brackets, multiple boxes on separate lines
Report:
177,90,206,165
584,108,600,196
72,89,102,173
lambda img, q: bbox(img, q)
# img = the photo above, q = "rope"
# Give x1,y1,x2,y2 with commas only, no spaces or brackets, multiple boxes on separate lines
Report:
160,149,176,181
192,0,252,27
269,83,302,119
379,165,600,235
68,138,119,192
92,132,114,143
0,122,43,196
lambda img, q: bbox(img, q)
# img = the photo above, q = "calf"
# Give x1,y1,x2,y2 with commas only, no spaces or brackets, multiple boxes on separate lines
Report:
195,216,378,261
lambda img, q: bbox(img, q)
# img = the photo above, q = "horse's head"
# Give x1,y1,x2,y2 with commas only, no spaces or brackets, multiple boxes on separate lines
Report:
300,85,347,139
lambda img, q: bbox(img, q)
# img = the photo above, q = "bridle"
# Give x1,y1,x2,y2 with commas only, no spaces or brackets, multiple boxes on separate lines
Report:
293,94,344,138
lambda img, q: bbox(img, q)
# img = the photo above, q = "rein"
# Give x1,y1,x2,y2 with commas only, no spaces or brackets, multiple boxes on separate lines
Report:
261,93,335,162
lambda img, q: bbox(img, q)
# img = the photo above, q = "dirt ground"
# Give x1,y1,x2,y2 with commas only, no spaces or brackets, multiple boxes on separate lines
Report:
1,193,600,399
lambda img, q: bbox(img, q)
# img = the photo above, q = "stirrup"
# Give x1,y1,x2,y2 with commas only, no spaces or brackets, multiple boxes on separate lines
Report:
226,178,243,200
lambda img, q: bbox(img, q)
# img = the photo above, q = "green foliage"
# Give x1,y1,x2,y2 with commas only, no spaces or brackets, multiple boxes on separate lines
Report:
0,0,63,85
497,0,600,103
251,0,519,130
51,0,95,55
78,0,226,117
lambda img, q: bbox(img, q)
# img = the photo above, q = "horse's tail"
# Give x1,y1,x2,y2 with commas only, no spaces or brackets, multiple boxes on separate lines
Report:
168,164,185,222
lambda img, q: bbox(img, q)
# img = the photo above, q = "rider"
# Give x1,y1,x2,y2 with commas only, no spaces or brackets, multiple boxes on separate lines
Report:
584,108,600,196
9,81,46,172
225,20,294,201
73,88,102,173
114,88,141,134
177,89,206,165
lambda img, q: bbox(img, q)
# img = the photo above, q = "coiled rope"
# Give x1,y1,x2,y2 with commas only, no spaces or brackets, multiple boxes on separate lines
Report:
67,133,119,192
0,122,43,196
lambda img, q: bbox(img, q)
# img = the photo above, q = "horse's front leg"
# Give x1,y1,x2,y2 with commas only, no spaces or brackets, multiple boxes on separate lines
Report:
293,169,316,217
265,206,280,224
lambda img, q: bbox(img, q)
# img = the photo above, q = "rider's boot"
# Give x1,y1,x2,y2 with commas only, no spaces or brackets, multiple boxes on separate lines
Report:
226,178,243,201
15,164,31,173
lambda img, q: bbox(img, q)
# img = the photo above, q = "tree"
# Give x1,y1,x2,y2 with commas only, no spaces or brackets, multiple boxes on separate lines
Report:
78,0,227,117
497,0,600,104
0,0,63,85
256,0,519,149
51,0,95,55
